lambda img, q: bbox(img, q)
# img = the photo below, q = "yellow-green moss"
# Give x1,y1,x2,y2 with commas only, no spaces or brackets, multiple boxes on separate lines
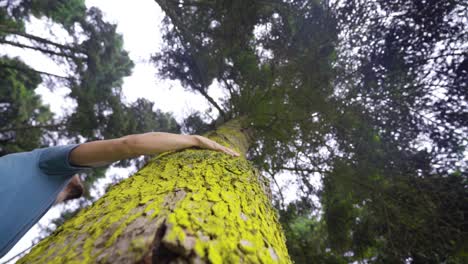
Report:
18,119,291,263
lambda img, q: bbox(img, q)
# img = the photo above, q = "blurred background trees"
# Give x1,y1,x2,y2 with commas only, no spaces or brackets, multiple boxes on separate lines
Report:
1,0,466,263
0,0,179,238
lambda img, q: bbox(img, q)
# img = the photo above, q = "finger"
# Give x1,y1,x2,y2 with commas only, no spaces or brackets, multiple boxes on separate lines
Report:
220,147,232,155
214,144,231,155
207,140,239,157
226,147,239,156
222,146,239,156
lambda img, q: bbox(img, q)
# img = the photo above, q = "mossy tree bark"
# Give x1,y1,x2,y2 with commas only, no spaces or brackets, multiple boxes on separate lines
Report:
18,119,291,264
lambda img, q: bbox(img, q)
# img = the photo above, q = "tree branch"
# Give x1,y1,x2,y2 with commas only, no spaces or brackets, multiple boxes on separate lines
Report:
0,62,71,80
266,171,286,209
191,83,227,117
276,166,327,174
0,25,86,54
0,123,67,133
156,0,227,118
0,39,77,59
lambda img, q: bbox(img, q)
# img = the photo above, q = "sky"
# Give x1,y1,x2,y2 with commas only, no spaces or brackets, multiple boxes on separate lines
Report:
0,1,301,262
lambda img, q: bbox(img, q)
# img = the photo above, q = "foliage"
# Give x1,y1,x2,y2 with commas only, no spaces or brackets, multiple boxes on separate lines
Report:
181,111,215,135
152,0,467,263
279,199,348,264
325,0,468,262
0,56,52,155
335,0,468,174
1,0,136,142
0,0,179,155
0,0,180,238
8,0,86,29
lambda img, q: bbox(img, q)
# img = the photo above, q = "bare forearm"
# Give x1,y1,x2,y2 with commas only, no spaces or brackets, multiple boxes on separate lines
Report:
70,132,238,167
123,132,198,156
70,133,196,167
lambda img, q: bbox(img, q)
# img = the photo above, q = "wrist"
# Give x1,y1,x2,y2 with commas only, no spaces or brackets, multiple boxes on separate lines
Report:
190,135,201,147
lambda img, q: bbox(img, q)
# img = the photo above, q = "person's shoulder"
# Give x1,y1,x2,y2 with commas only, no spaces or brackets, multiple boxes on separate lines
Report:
0,146,74,165
0,149,39,161
0,150,42,175
37,144,87,176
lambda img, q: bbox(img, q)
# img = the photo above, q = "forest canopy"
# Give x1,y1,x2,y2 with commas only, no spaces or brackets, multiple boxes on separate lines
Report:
151,0,467,262
1,0,466,263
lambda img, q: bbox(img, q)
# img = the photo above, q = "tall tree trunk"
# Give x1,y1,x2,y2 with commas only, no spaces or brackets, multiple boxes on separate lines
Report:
18,119,291,263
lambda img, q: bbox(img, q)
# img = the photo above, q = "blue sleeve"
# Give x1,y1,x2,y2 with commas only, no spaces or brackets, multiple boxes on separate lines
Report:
38,144,89,177
0,145,90,258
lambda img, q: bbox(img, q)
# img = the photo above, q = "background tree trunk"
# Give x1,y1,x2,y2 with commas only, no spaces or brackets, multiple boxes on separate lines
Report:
18,119,291,263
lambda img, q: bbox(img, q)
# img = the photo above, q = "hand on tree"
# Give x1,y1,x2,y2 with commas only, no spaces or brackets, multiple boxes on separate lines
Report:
193,135,240,157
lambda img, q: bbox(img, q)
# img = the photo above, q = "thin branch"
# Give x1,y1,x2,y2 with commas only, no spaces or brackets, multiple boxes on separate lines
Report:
0,25,86,54
0,62,71,80
276,165,327,174
177,0,213,8
267,171,286,209
0,123,66,133
221,78,235,99
191,82,227,118
0,39,77,59
156,0,227,118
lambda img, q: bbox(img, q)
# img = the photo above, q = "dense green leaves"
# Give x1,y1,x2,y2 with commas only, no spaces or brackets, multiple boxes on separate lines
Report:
7,0,86,29
67,7,135,139
1,1,179,146
335,0,468,173
153,0,467,263
279,200,348,264
0,56,52,155
1,1,133,142
327,1,468,261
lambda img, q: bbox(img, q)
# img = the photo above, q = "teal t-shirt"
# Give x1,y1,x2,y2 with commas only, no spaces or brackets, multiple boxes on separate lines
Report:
0,145,88,257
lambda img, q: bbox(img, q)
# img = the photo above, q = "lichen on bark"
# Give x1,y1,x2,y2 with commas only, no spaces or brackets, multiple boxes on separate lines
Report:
18,119,291,263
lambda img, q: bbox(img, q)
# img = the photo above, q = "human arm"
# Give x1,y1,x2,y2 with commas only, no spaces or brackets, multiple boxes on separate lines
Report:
69,132,239,167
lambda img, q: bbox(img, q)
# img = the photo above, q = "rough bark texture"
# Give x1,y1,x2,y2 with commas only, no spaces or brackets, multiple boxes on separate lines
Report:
18,119,291,263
